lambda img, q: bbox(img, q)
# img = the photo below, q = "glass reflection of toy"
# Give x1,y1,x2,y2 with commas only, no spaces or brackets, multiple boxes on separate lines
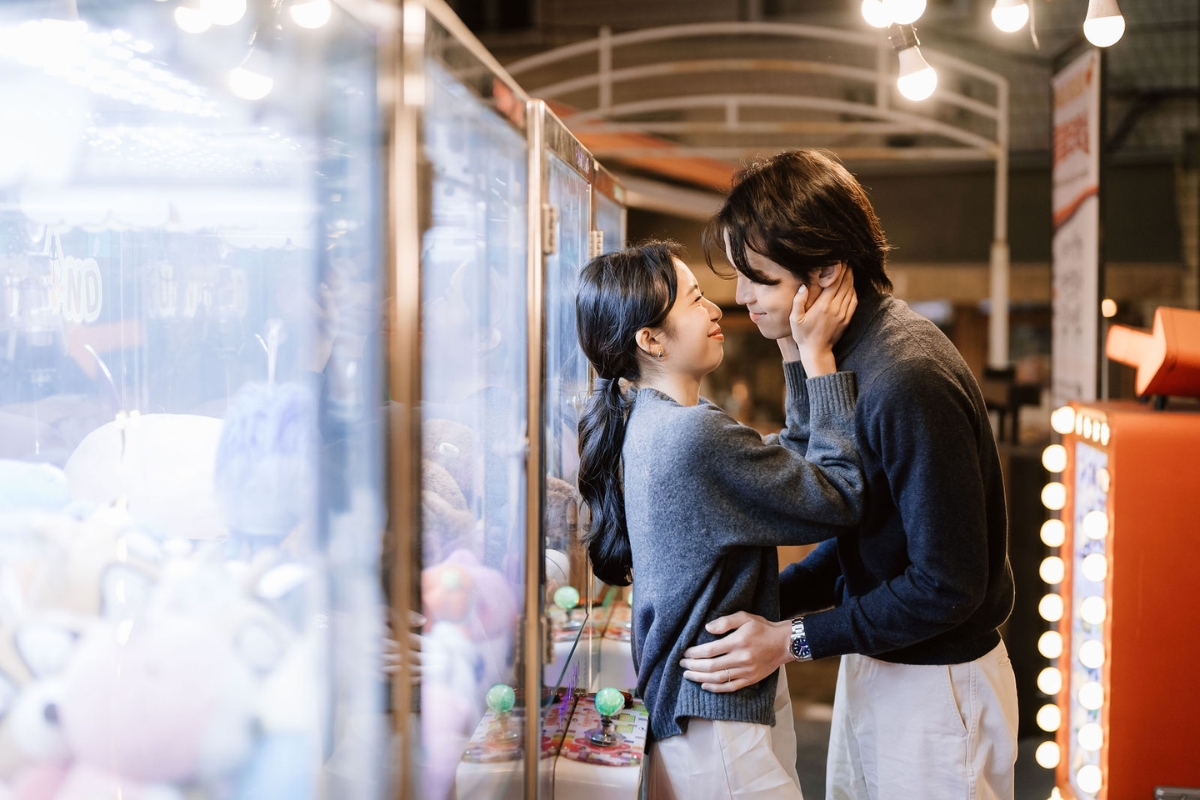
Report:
584,687,626,748
214,321,316,556
484,684,522,749
550,584,582,633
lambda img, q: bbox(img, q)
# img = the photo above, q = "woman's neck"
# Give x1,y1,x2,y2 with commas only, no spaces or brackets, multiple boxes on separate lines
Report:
635,371,702,407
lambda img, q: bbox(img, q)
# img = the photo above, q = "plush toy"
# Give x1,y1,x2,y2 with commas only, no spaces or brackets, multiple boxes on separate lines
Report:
214,382,317,556
0,462,69,514
64,414,225,541
544,476,579,554
421,419,477,507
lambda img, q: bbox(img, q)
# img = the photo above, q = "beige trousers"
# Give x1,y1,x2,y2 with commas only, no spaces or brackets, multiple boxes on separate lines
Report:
650,668,804,800
826,641,1019,800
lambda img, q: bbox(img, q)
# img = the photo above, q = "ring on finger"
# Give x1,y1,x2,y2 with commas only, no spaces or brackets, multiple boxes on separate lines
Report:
724,669,731,684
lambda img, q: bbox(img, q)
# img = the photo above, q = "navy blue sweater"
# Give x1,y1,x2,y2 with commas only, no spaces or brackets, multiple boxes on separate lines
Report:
778,292,1014,665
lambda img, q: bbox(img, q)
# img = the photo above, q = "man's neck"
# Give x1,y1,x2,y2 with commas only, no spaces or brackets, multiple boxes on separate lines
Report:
635,372,702,407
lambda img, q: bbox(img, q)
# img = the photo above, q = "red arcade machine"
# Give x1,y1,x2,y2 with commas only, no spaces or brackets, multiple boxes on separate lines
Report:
1046,307,1200,800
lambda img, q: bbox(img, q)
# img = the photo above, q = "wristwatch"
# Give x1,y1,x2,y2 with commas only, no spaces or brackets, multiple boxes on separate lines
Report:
790,616,813,662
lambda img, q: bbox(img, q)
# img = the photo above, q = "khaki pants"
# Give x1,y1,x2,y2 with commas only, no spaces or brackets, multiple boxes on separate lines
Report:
650,668,804,800
827,641,1019,800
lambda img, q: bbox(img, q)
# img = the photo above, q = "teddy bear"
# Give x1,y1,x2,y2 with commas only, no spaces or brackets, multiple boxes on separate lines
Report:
421,459,477,565
422,419,478,508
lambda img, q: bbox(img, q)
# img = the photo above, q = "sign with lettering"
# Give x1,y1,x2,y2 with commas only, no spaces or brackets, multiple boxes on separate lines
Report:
47,234,102,324
1051,50,1101,406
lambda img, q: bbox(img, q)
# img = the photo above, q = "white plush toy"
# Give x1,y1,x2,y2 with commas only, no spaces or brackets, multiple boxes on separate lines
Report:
64,414,225,541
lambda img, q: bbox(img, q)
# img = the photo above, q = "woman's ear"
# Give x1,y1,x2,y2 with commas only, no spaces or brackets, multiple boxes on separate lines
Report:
815,262,847,289
635,327,659,358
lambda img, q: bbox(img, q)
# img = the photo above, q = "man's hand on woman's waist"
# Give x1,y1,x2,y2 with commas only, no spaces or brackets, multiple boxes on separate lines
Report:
679,611,794,693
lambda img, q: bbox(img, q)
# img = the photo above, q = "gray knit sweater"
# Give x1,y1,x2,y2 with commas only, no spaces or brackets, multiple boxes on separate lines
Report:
623,371,862,740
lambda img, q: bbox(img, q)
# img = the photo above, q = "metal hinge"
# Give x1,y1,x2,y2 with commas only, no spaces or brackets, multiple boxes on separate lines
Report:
588,229,605,258
542,204,559,255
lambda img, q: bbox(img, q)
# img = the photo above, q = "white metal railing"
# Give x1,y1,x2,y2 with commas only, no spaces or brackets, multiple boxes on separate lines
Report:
507,21,1015,366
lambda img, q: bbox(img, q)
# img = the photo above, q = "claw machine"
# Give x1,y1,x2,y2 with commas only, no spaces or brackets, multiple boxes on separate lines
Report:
1044,311,1200,800
387,1,537,798
0,1,388,799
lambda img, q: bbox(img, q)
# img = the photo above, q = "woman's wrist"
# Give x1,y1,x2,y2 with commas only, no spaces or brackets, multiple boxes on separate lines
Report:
800,349,837,377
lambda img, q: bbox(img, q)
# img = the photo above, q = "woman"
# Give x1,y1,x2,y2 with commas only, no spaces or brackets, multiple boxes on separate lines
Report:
575,241,862,800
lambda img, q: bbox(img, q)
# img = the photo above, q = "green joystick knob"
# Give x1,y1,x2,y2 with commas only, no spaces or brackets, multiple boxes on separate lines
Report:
553,585,580,611
586,687,626,748
486,684,516,715
594,687,625,718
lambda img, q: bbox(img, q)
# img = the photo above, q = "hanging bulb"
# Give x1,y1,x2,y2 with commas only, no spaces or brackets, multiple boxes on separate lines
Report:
861,0,891,28
174,1,212,33
1084,0,1125,47
290,0,333,29
203,0,246,25
889,24,937,102
229,49,273,100
992,0,1029,32
882,0,925,25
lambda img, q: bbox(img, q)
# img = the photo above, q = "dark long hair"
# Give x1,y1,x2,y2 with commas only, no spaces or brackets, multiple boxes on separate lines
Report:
575,241,682,586
702,149,892,296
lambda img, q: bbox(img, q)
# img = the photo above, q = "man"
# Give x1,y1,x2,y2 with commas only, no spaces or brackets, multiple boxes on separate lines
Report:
679,149,1018,800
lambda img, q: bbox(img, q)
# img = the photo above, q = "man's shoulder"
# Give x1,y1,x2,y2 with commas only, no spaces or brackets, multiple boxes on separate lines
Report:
852,298,973,389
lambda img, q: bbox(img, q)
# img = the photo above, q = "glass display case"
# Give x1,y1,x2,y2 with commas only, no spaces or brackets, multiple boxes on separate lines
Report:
388,3,533,799
592,165,627,259
0,2,387,800
536,102,596,699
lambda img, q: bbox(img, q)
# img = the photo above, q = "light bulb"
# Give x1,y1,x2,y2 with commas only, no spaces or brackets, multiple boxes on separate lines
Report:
230,65,272,100
1083,417,1093,439
1041,519,1066,547
1082,510,1108,540
290,0,333,28
204,0,246,25
1042,444,1067,473
896,46,937,101
1051,406,1075,434
1077,764,1103,794
991,0,1029,32
1079,639,1105,669
1037,667,1063,695
1040,556,1065,585
1038,630,1064,659
1039,594,1064,622
1082,553,1108,582
1075,414,1084,435
1080,596,1107,625
1035,740,1060,769
862,0,892,27
883,0,926,25
1084,0,1125,47
1100,423,1110,446
175,4,212,33
1041,482,1066,511
1078,722,1104,751
1036,704,1062,732
1078,681,1104,710
1101,298,1117,318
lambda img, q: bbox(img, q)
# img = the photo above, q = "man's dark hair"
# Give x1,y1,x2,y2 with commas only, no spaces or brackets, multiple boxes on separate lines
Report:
702,149,893,296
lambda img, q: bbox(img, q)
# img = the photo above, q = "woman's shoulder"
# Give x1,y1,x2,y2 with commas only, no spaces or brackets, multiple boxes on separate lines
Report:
629,390,753,451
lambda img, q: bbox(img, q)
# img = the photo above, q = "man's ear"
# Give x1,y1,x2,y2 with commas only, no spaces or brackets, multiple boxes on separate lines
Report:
815,263,847,289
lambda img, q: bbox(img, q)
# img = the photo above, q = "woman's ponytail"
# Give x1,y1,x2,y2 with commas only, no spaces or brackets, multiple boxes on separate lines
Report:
575,242,681,587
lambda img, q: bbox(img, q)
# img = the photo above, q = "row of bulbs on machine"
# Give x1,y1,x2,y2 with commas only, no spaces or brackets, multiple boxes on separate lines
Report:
862,0,1126,103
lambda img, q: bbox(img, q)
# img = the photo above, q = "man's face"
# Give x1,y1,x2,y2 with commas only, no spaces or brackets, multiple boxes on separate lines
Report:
732,247,808,341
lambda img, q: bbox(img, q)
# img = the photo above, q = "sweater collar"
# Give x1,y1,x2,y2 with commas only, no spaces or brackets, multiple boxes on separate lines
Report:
834,291,892,363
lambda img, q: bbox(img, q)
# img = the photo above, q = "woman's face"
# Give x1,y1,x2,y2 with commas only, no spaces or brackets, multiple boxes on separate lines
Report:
656,259,724,378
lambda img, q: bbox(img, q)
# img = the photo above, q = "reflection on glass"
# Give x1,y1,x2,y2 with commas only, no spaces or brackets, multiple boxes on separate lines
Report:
0,4,384,800
595,192,625,257
418,58,527,800
542,151,591,695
